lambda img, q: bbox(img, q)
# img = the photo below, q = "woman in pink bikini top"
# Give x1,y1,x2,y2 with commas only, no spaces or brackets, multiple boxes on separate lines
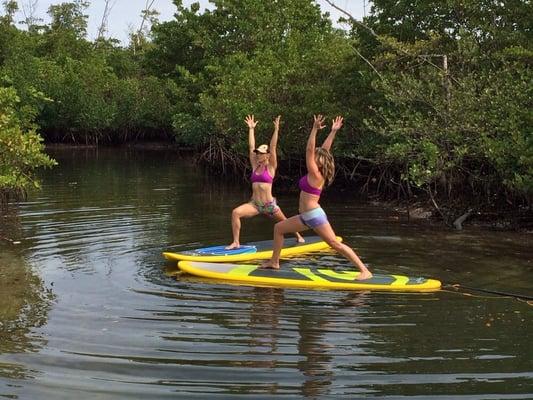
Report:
298,174,322,197
261,114,372,280
226,115,304,250
250,163,274,185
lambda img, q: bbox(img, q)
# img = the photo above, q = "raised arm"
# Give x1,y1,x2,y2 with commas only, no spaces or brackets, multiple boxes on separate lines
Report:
245,115,258,167
321,116,343,151
269,115,281,170
306,114,326,176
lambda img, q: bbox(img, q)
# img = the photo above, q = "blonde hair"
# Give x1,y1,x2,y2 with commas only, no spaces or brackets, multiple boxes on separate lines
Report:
315,147,335,186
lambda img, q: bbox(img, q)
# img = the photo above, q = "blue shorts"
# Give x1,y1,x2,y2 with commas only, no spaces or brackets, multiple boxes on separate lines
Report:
299,207,328,229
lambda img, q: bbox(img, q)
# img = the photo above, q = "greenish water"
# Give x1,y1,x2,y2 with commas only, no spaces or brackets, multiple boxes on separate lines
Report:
0,147,532,399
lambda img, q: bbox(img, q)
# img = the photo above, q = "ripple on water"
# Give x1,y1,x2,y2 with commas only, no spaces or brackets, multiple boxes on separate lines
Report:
1,148,532,399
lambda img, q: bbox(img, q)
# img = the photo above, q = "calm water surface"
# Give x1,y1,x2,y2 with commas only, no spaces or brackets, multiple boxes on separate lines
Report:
0,147,532,399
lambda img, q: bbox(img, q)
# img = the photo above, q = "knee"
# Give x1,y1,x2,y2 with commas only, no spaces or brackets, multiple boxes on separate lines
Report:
231,209,240,219
273,221,285,235
327,238,343,251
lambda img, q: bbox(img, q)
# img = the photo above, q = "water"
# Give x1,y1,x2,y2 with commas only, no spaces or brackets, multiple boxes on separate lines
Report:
1,147,532,399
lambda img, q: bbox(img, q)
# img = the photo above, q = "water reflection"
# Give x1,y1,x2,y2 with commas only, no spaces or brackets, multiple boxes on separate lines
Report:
248,287,283,363
0,244,53,379
297,302,333,398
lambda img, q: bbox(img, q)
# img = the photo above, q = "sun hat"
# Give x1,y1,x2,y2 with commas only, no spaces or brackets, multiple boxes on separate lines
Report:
253,144,269,154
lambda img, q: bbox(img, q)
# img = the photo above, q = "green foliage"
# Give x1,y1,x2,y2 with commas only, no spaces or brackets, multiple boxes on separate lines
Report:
368,0,531,50
33,1,92,60
47,1,89,39
0,12,177,144
149,0,372,157
145,0,532,209
1,1,18,26
0,87,56,206
37,56,116,142
110,76,179,140
197,36,357,154
0,0,530,214
359,0,532,205
29,56,178,142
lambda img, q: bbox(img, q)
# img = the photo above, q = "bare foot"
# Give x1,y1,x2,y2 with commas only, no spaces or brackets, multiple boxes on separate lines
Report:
356,270,373,281
260,260,280,270
296,233,305,243
225,242,240,250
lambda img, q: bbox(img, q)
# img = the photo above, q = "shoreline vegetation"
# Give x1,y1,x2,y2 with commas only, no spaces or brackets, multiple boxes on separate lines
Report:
0,0,531,231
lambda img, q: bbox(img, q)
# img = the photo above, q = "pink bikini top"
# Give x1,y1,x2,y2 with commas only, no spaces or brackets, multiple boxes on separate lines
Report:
251,166,273,184
299,175,322,196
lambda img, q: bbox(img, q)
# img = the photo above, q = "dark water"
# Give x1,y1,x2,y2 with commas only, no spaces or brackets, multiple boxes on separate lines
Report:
0,147,532,399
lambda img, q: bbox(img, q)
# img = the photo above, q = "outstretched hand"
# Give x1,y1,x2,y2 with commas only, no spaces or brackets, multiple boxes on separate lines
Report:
331,116,343,131
313,114,326,130
273,115,281,131
245,114,258,129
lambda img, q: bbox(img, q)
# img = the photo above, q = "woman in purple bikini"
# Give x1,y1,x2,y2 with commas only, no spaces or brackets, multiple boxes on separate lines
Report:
226,115,304,249
261,115,372,280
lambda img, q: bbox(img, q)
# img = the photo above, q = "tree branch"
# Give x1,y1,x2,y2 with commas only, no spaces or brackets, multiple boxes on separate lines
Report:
96,0,117,42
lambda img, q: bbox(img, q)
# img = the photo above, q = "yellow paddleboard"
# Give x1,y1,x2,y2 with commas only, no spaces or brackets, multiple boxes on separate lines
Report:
177,261,442,292
163,236,340,263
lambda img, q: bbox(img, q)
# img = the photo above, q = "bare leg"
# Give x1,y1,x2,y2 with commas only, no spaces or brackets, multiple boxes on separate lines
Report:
261,215,308,269
226,203,260,249
272,209,305,243
313,222,372,280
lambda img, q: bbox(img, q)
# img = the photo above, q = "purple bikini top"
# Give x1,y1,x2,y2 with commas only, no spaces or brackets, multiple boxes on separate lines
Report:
299,175,322,196
251,166,273,184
